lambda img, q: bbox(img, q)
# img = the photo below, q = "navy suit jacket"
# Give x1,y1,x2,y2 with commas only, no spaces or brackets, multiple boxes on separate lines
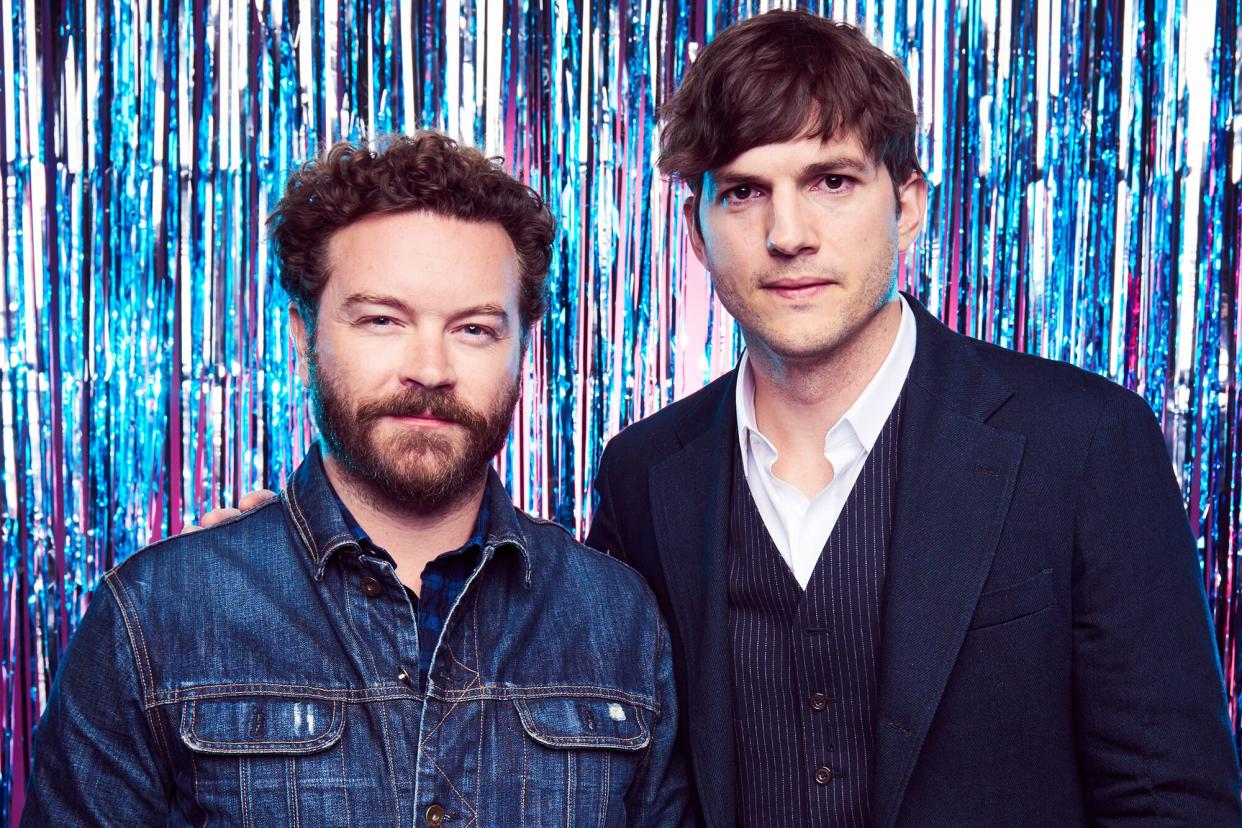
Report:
587,296,1242,827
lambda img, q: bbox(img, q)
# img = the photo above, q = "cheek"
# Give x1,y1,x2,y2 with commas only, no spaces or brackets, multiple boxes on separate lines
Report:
452,344,522,393
699,236,752,295
323,338,404,393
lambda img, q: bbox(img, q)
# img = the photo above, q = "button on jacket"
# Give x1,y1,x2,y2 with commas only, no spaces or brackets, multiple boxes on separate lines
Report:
23,445,691,827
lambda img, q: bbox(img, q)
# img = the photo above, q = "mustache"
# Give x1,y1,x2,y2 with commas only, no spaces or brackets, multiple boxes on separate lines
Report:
354,386,486,430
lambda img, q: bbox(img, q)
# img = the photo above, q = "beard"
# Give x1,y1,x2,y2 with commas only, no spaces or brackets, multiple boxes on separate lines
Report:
308,351,519,514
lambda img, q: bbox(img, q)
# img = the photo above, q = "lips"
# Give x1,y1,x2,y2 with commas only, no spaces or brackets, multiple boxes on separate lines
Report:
761,277,836,300
387,411,455,426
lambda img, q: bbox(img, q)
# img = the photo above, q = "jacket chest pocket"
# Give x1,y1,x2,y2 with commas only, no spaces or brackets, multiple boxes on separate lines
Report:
513,695,653,827
179,696,352,828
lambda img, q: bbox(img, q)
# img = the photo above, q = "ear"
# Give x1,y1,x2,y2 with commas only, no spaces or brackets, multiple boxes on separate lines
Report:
896,173,929,253
288,303,312,385
683,194,709,267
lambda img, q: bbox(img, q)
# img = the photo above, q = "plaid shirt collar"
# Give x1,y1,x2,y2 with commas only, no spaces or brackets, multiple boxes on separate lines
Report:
282,443,531,584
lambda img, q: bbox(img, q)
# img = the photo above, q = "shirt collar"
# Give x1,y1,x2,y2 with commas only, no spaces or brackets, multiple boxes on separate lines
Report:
735,293,917,470
333,478,492,562
282,443,532,584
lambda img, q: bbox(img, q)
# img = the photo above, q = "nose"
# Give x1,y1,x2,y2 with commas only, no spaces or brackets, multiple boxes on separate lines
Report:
766,189,819,257
399,330,456,389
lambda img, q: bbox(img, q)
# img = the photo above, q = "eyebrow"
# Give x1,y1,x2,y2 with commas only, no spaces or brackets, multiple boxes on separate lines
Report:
797,156,871,177
341,294,511,324
449,304,510,322
711,155,873,191
340,293,412,314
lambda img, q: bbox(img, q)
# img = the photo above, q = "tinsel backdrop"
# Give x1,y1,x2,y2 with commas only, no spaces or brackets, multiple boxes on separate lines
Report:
1,0,1240,818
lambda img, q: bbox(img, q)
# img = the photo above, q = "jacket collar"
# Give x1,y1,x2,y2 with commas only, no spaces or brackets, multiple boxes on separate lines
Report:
282,444,532,583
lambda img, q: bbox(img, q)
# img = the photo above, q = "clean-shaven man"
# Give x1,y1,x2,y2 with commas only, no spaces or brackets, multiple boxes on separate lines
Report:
587,10,1241,828
23,133,690,826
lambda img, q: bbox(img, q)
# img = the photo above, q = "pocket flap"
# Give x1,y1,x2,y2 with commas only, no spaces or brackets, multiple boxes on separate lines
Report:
969,568,1057,630
514,696,652,751
180,696,344,755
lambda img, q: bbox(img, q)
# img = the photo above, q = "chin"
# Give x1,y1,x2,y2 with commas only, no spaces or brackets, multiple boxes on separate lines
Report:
754,325,845,359
774,341,846,364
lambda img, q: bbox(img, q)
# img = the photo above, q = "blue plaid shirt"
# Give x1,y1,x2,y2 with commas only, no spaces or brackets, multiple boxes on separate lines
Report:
336,489,486,693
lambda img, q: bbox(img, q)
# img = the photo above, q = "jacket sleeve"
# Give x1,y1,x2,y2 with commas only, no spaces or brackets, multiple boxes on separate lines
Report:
1071,390,1241,824
586,442,628,563
21,573,172,826
624,613,697,827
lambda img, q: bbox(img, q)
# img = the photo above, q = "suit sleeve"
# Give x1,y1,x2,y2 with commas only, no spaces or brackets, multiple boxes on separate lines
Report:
21,574,172,825
586,442,628,563
1071,390,1241,824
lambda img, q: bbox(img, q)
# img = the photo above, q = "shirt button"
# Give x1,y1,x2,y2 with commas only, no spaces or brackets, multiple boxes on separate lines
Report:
814,765,834,785
809,692,831,711
360,576,382,597
425,804,445,826
397,667,412,685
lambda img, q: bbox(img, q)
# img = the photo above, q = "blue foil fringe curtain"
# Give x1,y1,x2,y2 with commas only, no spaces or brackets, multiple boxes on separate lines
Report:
2,0,1241,818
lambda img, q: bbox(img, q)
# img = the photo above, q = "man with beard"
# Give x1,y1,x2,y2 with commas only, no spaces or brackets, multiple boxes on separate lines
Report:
22,133,690,827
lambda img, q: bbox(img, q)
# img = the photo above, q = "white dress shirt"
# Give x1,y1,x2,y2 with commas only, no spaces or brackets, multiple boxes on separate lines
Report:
735,295,917,588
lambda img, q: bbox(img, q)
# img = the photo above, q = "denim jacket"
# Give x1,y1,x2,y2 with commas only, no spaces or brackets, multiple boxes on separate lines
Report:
23,446,691,826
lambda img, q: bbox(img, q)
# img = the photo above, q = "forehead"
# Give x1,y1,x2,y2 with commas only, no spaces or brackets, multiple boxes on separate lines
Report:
323,211,521,308
710,132,876,179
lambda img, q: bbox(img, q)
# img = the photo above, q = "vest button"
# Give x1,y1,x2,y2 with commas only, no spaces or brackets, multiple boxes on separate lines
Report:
425,803,446,826
814,765,834,785
360,576,382,597
809,692,831,711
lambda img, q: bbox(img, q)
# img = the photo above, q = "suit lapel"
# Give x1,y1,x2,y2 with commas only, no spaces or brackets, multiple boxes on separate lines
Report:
870,300,1026,828
650,372,738,828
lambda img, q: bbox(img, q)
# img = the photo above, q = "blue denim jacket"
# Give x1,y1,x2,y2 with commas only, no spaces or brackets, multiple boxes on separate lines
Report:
23,446,691,826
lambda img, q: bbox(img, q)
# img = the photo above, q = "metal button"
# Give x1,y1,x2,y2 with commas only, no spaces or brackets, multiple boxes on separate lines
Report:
809,692,831,711
814,765,834,785
397,667,411,685
360,576,382,597
425,804,445,826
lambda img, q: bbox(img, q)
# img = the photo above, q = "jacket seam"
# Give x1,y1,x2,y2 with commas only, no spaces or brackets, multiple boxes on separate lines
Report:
149,683,659,709
1070,396,1159,816
282,476,319,565
105,572,176,773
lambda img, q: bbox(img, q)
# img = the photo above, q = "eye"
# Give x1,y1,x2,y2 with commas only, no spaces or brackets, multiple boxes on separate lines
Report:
360,316,397,327
459,323,497,339
722,184,762,204
819,174,852,192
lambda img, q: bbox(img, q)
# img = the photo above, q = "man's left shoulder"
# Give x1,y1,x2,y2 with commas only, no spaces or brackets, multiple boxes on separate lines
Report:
517,512,659,604
965,336,1155,430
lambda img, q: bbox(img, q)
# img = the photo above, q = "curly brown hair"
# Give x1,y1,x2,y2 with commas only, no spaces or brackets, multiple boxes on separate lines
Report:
660,11,923,207
268,132,557,333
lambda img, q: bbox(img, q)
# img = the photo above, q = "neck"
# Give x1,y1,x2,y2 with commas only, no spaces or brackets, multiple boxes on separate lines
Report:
322,452,485,593
745,298,902,497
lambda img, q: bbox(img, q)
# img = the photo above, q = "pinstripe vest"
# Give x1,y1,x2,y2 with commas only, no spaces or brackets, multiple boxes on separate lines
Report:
728,395,902,827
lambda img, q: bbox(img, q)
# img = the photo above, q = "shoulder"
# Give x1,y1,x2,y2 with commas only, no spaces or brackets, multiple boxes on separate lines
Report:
600,370,735,468
106,496,297,604
958,335,1156,433
515,512,661,613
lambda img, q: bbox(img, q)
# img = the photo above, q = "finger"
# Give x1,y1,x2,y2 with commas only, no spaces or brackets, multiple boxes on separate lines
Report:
200,507,243,528
180,523,204,534
238,489,277,511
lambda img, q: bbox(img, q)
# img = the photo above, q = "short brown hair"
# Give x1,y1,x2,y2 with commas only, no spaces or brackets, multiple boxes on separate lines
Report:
659,11,923,202
269,132,556,332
